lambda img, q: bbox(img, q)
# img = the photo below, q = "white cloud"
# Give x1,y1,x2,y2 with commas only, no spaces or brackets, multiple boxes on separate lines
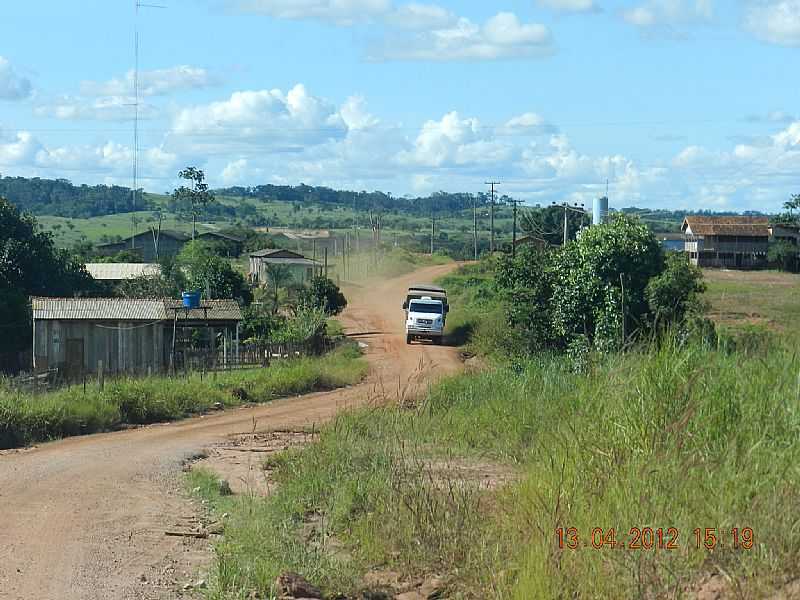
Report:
373,12,553,61
745,110,796,123
0,131,41,165
33,95,159,121
622,0,713,28
80,65,216,97
231,0,391,24
744,0,800,46
172,84,347,152
384,3,456,29
536,0,599,13
502,112,557,135
0,57,32,101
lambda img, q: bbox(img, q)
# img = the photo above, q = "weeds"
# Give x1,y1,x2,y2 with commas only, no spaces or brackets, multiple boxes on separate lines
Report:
192,340,800,599
0,345,367,449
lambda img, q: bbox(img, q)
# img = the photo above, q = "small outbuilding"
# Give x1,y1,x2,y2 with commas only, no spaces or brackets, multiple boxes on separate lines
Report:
96,230,191,262
248,249,319,287
31,297,243,377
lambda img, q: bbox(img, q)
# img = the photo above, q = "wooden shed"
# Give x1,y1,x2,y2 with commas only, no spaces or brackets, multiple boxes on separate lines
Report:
31,298,242,377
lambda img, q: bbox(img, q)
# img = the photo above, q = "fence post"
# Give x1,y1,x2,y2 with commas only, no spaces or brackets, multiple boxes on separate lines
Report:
98,360,104,391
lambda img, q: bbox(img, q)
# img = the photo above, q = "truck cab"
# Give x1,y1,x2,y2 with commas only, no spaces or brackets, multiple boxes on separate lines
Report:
405,297,446,345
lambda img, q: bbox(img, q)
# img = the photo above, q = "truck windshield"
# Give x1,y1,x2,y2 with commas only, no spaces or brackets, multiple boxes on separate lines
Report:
409,302,442,314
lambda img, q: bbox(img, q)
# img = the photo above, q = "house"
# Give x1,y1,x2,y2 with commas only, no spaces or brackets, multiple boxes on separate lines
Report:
681,216,770,268
197,231,245,257
96,230,191,262
248,249,319,287
31,297,242,377
85,263,161,285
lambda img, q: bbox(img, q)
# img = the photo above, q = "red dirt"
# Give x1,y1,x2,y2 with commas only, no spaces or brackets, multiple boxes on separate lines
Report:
0,264,463,600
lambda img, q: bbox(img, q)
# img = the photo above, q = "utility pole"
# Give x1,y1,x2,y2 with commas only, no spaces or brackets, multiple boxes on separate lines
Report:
430,212,435,255
510,198,523,258
563,203,569,246
472,193,478,261
485,181,500,253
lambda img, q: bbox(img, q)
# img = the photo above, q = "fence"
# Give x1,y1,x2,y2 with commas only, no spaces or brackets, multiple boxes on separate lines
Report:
1,335,347,396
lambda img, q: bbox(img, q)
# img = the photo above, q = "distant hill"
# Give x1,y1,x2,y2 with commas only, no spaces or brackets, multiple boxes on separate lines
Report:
0,176,147,218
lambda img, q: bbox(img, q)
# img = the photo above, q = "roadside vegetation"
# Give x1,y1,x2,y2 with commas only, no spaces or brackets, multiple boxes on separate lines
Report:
189,214,800,599
0,345,366,450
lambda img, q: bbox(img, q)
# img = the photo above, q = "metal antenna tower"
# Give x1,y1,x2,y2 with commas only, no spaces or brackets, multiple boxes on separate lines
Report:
131,1,166,248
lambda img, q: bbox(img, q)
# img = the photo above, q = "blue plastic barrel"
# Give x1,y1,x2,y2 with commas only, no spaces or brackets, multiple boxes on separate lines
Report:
182,291,201,309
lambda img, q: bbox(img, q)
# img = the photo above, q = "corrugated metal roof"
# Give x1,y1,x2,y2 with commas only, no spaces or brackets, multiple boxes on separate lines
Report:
682,216,770,237
32,298,243,322
85,263,161,281
95,230,191,248
164,299,243,321
32,298,167,321
250,248,307,258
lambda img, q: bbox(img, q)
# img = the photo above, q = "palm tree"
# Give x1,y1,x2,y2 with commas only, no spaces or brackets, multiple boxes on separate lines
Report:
265,263,292,315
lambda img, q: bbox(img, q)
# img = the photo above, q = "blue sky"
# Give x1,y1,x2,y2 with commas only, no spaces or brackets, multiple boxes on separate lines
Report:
0,0,798,211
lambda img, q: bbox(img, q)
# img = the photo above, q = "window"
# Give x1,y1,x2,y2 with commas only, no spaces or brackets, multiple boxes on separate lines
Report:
409,301,442,314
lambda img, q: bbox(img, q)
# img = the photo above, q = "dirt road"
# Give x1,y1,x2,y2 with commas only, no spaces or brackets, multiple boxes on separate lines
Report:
0,264,462,600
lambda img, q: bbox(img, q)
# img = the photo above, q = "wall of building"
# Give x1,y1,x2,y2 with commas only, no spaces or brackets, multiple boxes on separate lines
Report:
34,320,165,375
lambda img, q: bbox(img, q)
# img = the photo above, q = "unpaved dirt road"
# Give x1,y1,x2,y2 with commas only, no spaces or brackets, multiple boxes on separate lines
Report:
0,264,462,600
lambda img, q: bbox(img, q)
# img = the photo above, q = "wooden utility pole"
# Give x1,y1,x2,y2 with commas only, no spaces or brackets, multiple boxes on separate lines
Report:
510,198,523,257
430,213,435,255
472,194,478,261
485,181,500,253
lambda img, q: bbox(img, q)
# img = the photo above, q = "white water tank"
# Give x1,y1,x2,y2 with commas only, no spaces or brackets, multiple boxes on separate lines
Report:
593,196,609,226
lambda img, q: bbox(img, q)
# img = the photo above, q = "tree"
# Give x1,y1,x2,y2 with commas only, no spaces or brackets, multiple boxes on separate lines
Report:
264,263,292,315
0,198,96,359
297,276,347,315
172,167,214,240
496,214,702,354
768,239,799,272
176,241,252,305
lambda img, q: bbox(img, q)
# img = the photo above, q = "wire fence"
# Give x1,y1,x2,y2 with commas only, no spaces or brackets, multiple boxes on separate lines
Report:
2,336,347,396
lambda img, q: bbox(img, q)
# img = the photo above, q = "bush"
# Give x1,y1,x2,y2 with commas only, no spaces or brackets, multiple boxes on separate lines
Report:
298,276,347,316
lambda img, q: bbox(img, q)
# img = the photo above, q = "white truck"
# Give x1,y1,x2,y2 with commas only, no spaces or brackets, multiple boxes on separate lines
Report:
403,284,448,345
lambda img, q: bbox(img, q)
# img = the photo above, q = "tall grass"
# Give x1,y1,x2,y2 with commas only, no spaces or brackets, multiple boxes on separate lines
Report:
0,345,367,449
192,340,800,598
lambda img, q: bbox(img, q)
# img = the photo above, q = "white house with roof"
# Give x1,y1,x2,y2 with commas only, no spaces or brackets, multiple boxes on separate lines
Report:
248,249,320,287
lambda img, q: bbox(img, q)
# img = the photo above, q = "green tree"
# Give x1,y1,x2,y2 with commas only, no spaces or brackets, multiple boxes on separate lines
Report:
172,167,214,240
768,239,799,272
646,252,706,329
176,241,252,305
0,198,96,358
297,276,347,316
264,263,292,315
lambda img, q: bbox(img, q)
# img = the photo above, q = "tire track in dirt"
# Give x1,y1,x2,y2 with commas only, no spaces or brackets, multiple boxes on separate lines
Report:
0,263,462,600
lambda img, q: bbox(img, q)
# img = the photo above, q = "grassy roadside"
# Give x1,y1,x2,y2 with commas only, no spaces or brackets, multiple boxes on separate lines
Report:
330,248,451,284
188,264,800,599
0,345,367,449
190,340,800,599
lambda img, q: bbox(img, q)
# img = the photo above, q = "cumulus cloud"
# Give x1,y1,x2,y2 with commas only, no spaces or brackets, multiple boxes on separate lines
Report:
373,12,553,61
621,0,713,29
0,57,33,101
744,0,800,46
171,84,348,152
536,0,600,13
80,65,216,97
0,131,41,165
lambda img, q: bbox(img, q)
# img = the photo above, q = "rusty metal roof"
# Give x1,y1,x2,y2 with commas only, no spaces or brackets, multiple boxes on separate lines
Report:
32,298,243,322
681,216,770,237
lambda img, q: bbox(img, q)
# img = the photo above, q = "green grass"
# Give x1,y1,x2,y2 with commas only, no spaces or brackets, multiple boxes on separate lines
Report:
702,269,800,339
328,247,451,283
0,345,367,449
191,339,800,599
